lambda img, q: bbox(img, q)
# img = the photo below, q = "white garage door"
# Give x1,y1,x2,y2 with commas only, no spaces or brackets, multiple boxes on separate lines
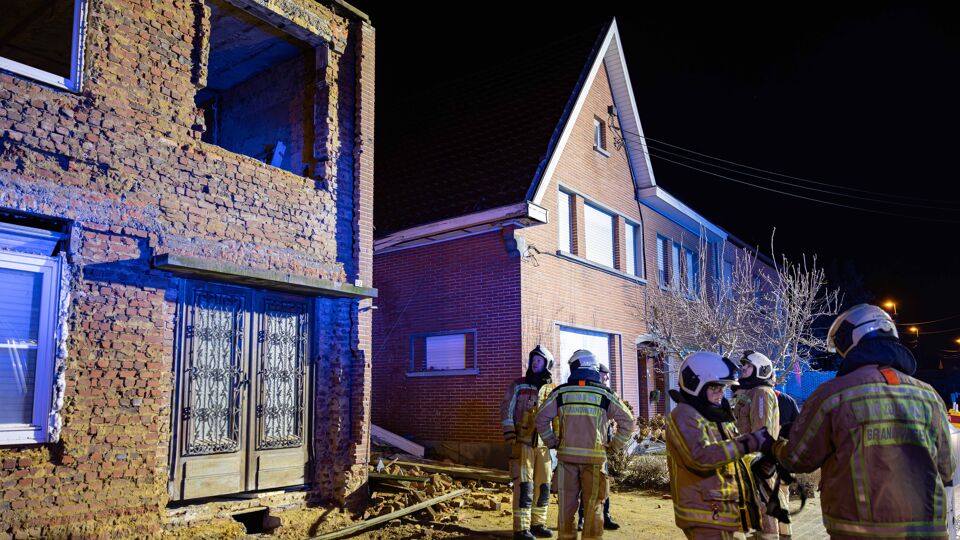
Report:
558,326,611,383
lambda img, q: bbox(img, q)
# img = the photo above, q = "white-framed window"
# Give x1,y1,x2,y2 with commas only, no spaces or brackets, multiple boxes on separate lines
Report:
0,0,88,92
722,259,734,298
583,203,614,268
0,250,60,445
656,236,669,286
671,243,681,289
625,223,636,276
683,247,699,293
409,330,477,374
557,190,571,252
593,118,607,151
558,326,612,384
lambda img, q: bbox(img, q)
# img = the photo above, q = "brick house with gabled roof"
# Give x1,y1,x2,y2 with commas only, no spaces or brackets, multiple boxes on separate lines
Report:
372,19,762,467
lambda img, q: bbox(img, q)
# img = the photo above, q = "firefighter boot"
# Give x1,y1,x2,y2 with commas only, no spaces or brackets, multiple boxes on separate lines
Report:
530,524,553,538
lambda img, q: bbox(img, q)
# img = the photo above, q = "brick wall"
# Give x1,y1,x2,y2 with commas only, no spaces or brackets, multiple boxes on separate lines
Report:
371,230,522,445
0,0,373,536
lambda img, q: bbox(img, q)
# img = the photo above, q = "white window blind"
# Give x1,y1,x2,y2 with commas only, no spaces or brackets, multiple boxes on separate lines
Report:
671,243,681,289
625,224,636,276
557,191,571,252
657,237,666,285
558,326,611,383
425,334,466,370
584,204,614,268
0,268,42,425
684,248,698,292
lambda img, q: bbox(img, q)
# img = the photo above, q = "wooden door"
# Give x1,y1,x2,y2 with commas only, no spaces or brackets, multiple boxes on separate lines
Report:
170,281,311,501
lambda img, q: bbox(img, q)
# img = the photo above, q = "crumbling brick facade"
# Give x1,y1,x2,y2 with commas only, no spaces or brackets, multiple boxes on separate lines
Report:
0,0,375,537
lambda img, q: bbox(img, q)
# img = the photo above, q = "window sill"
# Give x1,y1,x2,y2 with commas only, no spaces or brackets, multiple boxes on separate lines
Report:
593,145,610,157
406,369,480,378
554,251,646,285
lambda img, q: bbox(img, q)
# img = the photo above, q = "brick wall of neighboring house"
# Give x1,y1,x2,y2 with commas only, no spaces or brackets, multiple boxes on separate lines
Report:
0,0,374,537
371,229,522,465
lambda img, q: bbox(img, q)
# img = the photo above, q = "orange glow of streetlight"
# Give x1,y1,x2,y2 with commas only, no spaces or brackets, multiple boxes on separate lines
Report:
882,301,898,315
909,327,919,334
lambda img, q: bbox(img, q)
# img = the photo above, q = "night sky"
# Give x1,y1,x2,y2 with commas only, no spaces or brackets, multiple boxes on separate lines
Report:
352,2,960,358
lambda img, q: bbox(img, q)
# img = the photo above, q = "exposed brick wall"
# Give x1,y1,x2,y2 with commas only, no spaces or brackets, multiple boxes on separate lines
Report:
0,0,373,536
372,230,522,445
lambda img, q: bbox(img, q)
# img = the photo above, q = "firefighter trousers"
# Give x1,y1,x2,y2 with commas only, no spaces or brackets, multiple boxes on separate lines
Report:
557,461,608,540
510,444,552,531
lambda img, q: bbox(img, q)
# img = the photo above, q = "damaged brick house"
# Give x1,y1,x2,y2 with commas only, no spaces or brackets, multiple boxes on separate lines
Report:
0,0,375,536
371,20,770,467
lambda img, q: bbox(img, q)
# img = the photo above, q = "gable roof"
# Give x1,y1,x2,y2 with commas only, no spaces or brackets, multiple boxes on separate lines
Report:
375,22,610,237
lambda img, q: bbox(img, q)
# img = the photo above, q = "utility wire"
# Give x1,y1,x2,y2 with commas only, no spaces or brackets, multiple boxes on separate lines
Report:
909,327,960,335
645,152,960,224
644,144,960,211
898,314,960,326
630,131,960,205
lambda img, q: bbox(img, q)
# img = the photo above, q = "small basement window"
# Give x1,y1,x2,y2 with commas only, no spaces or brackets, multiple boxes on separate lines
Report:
408,330,478,376
195,0,315,176
0,0,87,91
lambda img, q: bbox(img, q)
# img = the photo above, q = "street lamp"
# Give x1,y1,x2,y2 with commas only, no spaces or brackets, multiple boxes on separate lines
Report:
883,301,898,316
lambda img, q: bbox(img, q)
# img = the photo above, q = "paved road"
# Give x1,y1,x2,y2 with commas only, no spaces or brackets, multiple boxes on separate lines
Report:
788,492,829,540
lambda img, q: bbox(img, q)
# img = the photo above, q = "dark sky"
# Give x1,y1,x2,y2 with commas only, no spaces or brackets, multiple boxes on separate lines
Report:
352,2,960,355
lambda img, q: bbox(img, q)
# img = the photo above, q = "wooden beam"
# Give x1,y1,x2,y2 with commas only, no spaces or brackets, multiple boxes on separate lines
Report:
368,472,429,483
370,424,425,457
309,488,470,540
390,460,509,484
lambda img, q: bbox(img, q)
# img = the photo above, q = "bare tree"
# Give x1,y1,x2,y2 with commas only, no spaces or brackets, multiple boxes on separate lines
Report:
637,231,839,382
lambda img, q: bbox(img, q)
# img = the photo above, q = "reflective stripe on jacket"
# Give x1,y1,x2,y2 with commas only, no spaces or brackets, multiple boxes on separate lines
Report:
534,381,635,464
666,403,759,532
774,365,956,539
501,379,554,446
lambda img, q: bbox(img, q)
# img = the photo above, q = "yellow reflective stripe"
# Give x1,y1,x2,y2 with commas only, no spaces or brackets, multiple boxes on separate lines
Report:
558,447,607,458
823,514,948,537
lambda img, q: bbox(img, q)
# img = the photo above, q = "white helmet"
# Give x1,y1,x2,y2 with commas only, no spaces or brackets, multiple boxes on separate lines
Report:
568,349,599,371
679,351,741,397
741,350,775,381
827,304,899,358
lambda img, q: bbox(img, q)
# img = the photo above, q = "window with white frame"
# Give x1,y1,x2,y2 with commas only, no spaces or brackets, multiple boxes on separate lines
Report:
656,236,670,286
558,326,612,384
583,203,614,268
0,222,64,445
722,260,734,298
557,191,571,252
410,330,477,373
683,247,699,293
0,0,87,91
593,118,607,151
625,223,637,276
670,243,681,289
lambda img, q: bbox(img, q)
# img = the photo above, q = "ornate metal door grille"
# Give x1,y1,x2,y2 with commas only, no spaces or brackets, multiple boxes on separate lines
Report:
183,290,244,456
257,300,307,450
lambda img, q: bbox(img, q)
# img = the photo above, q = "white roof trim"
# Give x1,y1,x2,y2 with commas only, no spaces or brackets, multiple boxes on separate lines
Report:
637,185,727,240
375,201,548,253
531,20,658,207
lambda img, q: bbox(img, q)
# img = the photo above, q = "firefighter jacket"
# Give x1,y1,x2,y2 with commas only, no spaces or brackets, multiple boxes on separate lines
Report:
665,398,763,533
501,379,554,447
774,364,956,539
534,379,635,464
732,384,780,442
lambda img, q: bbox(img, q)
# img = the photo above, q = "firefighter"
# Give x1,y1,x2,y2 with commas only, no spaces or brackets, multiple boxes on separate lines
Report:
773,304,956,539
535,350,635,540
502,345,557,539
665,351,773,540
731,351,783,539
577,363,620,531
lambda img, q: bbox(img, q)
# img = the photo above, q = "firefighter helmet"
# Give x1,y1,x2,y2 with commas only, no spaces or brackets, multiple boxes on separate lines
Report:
741,350,775,381
528,345,555,372
568,349,599,371
827,303,899,358
679,351,741,397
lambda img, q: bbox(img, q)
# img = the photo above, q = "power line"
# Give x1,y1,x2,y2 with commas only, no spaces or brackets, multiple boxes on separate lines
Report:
645,152,960,224
630,131,960,206
911,327,960,336
643,144,960,211
898,314,960,326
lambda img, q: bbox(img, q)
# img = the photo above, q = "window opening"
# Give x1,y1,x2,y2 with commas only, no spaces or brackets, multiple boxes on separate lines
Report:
0,0,87,91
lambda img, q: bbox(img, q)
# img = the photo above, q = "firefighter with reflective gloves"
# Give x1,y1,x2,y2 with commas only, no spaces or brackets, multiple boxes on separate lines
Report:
731,351,784,540
665,351,773,540
535,350,635,540
501,345,557,539
773,304,956,540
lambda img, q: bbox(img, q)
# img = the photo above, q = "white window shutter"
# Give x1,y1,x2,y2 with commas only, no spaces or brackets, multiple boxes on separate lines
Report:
425,334,466,370
559,326,612,383
625,225,635,275
557,191,571,253
584,204,614,268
